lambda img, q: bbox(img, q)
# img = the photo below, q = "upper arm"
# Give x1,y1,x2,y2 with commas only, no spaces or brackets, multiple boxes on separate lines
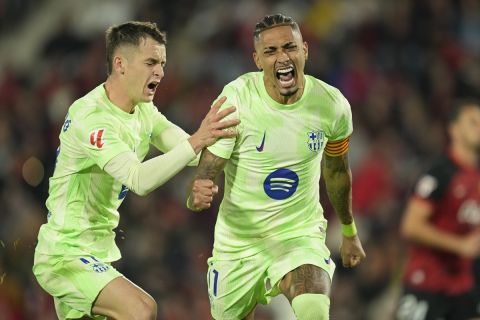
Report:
401,159,453,236
323,152,350,177
401,197,434,237
206,86,240,160
73,114,131,169
194,148,228,180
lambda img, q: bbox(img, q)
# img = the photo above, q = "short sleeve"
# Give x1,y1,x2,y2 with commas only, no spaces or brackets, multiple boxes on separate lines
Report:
206,85,240,160
72,114,131,169
329,92,353,141
412,158,456,203
148,104,178,141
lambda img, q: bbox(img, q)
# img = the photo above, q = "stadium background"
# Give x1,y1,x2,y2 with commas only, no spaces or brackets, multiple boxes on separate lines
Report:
0,0,479,319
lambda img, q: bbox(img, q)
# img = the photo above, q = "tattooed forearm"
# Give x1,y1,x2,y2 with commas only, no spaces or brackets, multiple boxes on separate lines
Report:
194,149,227,180
322,153,353,224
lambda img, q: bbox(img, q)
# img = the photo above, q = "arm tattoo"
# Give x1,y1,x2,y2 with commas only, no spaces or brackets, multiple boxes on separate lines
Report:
322,153,353,224
194,148,227,181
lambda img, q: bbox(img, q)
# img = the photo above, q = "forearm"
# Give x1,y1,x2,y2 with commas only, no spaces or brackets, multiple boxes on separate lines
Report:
323,152,354,225
151,125,200,166
187,148,227,210
192,148,227,180
324,167,353,224
402,218,463,254
105,140,196,196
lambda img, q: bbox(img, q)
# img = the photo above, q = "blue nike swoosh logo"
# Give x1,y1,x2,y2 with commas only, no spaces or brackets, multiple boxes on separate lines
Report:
256,131,266,152
324,257,331,265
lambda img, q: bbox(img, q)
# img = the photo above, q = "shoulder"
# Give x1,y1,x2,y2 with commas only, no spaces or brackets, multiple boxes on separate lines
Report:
223,72,262,94
424,154,458,179
306,75,346,104
414,154,458,199
69,86,114,128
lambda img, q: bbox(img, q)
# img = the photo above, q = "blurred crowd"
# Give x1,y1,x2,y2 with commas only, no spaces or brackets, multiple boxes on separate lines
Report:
1,0,480,319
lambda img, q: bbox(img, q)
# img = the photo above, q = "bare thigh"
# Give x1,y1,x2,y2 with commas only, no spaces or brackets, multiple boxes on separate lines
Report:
279,264,331,303
91,276,156,319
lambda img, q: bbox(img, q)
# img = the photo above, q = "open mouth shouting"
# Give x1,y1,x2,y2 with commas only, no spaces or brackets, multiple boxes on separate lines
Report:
146,80,160,96
275,65,296,89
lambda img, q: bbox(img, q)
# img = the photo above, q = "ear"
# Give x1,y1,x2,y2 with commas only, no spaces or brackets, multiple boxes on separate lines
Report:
303,41,309,61
113,55,126,75
253,51,262,71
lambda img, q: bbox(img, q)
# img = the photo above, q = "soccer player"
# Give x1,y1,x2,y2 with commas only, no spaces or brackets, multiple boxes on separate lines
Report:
187,14,366,320
397,100,480,320
32,21,239,320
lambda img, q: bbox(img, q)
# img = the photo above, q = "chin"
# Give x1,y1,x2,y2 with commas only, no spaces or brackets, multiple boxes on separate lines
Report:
280,87,299,97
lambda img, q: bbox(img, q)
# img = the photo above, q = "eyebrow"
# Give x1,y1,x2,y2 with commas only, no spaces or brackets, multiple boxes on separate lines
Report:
264,42,297,51
145,58,160,64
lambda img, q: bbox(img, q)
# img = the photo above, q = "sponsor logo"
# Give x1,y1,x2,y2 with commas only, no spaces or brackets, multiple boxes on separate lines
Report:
307,130,324,152
263,168,299,200
90,129,105,148
256,131,266,152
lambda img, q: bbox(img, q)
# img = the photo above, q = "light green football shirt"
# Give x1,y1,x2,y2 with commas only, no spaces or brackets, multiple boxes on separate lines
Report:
36,84,182,262
208,72,353,259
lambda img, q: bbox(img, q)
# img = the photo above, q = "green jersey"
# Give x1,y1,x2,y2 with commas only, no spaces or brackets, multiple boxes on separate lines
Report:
208,72,353,259
36,84,181,262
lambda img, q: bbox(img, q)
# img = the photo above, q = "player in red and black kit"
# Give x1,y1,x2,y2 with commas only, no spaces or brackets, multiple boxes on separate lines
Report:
397,100,480,320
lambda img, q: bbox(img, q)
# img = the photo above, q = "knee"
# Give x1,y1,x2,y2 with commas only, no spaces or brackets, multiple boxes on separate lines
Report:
292,294,330,320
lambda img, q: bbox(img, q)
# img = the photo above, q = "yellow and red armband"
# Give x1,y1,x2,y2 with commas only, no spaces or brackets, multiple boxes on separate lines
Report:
324,136,350,157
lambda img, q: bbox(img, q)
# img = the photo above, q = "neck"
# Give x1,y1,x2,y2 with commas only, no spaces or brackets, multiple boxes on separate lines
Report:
451,143,478,168
104,76,136,113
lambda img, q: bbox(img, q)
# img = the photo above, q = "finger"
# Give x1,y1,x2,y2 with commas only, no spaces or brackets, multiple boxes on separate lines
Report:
214,129,238,139
213,119,241,130
213,106,237,121
209,96,227,114
349,256,359,267
194,179,215,188
342,256,351,268
193,195,214,206
212,185,219,195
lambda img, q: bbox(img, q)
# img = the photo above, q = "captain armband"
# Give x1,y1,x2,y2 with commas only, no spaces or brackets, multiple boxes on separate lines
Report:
324,136,350,157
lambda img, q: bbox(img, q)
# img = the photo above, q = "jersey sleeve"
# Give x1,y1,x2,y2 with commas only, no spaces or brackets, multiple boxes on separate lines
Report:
328,92,353,142
206,85,240,160
72,112,131,169
148,104,186,147
412,159,455,203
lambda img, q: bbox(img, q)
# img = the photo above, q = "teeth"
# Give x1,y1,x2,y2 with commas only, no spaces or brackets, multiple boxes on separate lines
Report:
277,67,293,74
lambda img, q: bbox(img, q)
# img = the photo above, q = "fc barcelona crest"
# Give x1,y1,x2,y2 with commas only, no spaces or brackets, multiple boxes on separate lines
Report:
307,130,325,152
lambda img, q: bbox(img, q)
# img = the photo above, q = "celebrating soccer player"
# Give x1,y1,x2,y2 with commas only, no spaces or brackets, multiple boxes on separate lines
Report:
397,100,480,320
32,21,239,319
187,14,366,320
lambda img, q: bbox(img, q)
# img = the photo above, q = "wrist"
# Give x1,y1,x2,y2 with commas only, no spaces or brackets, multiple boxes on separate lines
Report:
341,220,357,237
188,135,204,154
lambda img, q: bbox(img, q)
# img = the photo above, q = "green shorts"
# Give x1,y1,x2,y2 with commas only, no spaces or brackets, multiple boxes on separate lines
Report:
207,236,335,320
33,250,122,320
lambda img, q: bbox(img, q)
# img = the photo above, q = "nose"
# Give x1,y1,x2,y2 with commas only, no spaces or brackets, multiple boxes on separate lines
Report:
153,66,164,79
277,49,289,62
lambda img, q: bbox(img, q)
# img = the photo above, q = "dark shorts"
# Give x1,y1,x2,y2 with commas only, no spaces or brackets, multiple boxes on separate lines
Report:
396,287,480,320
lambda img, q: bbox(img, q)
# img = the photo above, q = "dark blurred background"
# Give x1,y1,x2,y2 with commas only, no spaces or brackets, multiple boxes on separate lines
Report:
1,0,480,319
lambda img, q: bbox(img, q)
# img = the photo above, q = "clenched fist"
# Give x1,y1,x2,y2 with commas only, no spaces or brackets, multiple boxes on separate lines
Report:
187,179,219,211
